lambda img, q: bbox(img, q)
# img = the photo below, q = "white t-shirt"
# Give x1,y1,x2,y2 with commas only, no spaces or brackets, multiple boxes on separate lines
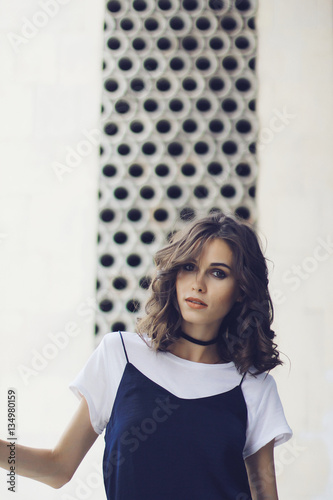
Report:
70,330,292,459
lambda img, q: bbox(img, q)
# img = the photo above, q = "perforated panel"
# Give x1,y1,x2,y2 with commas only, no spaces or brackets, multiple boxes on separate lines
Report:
96,0,258,337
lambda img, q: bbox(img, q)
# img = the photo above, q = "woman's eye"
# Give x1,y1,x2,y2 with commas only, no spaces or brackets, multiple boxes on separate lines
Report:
212,269,226,279
182,263,195,271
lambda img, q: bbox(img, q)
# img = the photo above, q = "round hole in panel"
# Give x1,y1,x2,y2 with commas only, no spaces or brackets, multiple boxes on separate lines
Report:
114,187,129,200
235,162,251,177
130,77,146,94
169,12,192,35
157,0,178,15
208,75,230,97
141,92,166,118
155,163,170,176
235,0,253,13
142,142,157,155
248,99,255,112
118,56,139,77
222,140,238,156
235,206,251,220
208,0,229,14
182,118,198,134
100,254,114,267
169,55,187,73
193,185,209,199
140,231,155,244
104,78,118,93
99,299,113,313
126,299,141,313
182,163,196,176
167,185,183,199
129,163,144,177
248,57,256,71
143,98,158,112
132,37,146,51
144,17,159,33
107,1,123,15
117,144,130,156
209,118,224,134
236,118,252,135
100,208,115,223
113,277,128,290
221,184,236,198
235,76,252,94
195,53,218,75
119,15,141,36
127,254,142,267
181,35,203,55
220,12,243,36
207,161,223,176
104,123,118,136
112,321,126,331
153,208,169,222
140,185,155,200
107,36,122,51
157,36,171,51
156,119,171,133
130,120,144,134
248,17,255,30
103,164,117,177
221,94,244,118
168,94,191,118
113,231,128,244
132,0,148,12
182,0,199,12
222,54,244,75
179,207,196,221
127,208,142,222
139,276,152,290
143,57,158,72
235,35,249,51
167,142,183,157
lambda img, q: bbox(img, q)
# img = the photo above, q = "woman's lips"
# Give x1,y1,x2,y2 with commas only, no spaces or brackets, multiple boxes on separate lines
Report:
185,299,208,309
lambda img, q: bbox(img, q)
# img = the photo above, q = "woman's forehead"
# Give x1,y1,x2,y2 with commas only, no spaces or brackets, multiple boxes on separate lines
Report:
187,237,234,263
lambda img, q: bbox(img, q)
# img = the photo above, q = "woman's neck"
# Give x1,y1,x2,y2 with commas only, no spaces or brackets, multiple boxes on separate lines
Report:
168,337,222,364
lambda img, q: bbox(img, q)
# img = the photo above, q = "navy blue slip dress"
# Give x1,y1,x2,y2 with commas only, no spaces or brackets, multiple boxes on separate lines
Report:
103,331,252,500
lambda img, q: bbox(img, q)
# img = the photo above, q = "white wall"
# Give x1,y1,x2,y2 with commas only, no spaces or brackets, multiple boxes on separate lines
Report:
257,1,333,499
0,1,105,499
1,1,332,499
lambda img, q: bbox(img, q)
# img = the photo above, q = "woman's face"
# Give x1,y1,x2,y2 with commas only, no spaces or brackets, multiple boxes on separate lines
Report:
175,238,240,337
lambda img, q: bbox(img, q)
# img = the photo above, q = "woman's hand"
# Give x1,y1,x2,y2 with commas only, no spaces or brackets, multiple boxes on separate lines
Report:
0,396,98,488
245,439,278,500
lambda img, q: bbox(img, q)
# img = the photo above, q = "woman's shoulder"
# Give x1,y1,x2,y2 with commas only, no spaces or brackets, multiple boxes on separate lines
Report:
100,330,150,358
244,369,277,388
242,369,279,405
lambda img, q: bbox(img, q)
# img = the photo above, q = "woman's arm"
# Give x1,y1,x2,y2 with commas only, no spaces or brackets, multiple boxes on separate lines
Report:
0,396,98,489
245,439,278,500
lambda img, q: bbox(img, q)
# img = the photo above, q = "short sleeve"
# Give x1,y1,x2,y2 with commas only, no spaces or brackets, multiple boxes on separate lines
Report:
69,333,125,435
243,373,293,459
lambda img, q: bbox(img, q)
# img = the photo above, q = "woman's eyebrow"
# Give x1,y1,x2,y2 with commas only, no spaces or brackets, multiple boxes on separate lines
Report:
209,262,232,270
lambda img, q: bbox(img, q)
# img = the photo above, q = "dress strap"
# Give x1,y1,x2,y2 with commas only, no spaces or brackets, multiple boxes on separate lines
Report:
239,372,246,386
119,331,129,364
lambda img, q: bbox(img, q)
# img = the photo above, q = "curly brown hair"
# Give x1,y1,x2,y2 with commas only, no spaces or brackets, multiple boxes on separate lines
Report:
136,212,282,375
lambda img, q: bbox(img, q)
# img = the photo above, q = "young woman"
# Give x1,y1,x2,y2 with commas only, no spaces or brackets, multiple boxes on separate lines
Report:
0,212,292,499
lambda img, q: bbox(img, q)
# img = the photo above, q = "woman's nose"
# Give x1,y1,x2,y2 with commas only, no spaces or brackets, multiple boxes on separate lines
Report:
192,273,206,292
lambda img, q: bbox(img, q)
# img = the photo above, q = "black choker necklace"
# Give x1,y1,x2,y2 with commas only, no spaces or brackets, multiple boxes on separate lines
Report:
180,331,219,346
